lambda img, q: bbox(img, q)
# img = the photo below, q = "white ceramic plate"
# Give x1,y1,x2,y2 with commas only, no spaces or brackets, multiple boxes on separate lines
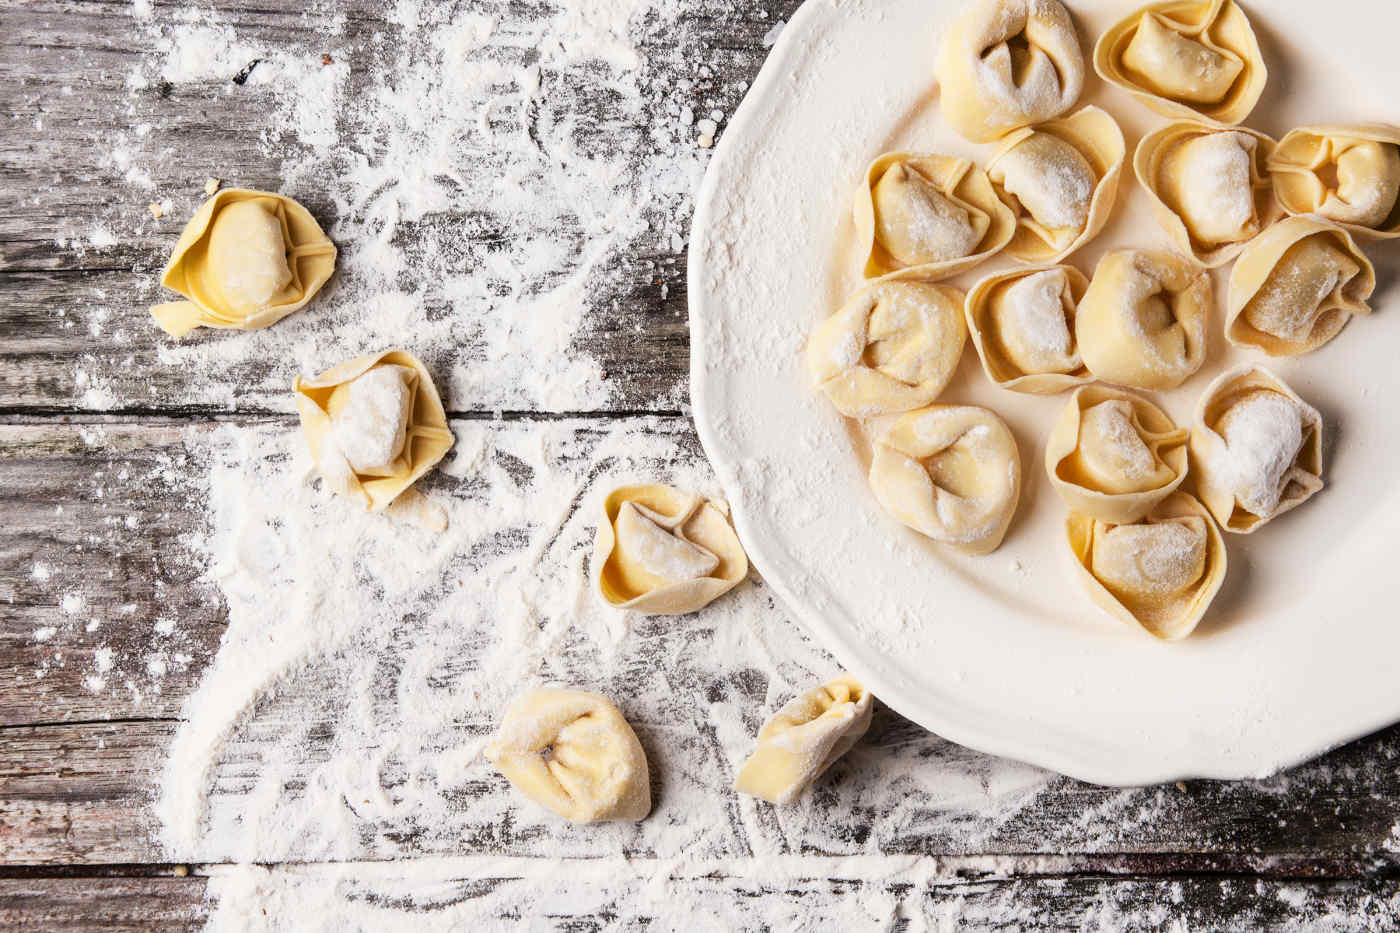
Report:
689,0,1400,784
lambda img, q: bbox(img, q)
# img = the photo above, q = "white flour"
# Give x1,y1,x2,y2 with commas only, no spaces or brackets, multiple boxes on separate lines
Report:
162,418,1057,926
74,0,733,413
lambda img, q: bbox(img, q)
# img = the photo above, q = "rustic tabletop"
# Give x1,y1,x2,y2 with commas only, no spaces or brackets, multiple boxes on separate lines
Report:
2,0,1399,929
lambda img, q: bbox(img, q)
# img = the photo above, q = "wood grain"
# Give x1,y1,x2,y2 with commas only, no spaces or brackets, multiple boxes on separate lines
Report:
3,420,1400,879
0,0,786,414
2,0,1399,926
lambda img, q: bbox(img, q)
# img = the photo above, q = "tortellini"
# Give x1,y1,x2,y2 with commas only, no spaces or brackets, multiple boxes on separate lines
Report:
294,350,455,517
855,153,1017,281
734,674,873,805
1226,216,1375,356
985,106,1126,263
594,484,748,615
485,688,651,823
150,188,337,338
935,0,1085,143
807,281,966,417
965,264,1092,394
868,405,1022,555
1269,125,1400,238
1190,366,1323,533
1076,249,1210,390
1135,122,1281,267
1045,385,1189,523
1066,492,1227,641
1094,0,1267,125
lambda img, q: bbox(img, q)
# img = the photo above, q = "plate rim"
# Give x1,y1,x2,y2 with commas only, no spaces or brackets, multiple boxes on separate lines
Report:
687,0,1400,786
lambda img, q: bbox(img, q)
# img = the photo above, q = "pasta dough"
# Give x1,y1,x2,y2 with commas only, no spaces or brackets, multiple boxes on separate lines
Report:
1045,385,1189,523
594,484,748,614
807,281,966,417
1135,122,1280,267
1094,0,1267,125
964,264,1092,394
1076,249,1210,390
734,674,873,805
985,106,1126,263
485,688,651,823
1190,365,1323,533
1269,125,1400,238
1227,216,1375,356
1066,492,1226,641
294,350,455,517
855,153,1017,281
868,405,1021,555
935,0,1085,143
150,188,337,337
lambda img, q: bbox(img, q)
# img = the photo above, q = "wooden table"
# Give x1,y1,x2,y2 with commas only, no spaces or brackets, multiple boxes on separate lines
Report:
2,0,1398,928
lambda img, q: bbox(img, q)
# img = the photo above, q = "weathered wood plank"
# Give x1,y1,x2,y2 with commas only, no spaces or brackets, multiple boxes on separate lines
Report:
0,875,206,932
0,420,225,723
0,0,787,413
3,419,1400,872
0,870,1394,931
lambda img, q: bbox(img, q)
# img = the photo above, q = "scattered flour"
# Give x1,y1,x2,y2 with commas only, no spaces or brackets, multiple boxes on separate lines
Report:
71,0,738,413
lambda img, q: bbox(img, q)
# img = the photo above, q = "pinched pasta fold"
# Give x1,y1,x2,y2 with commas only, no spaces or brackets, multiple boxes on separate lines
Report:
734,674,873,805
855,153,1017,282
985,106,1126,264
1226,216,1375,356
594,484,748,615
485,688,651,823
1094,0,1266,125
294,350,455,517
965,264,1092,394
1045,385,1189,524
1189,365,1323,533
151,188,336,337
807,281,966,417
936,0,1085,143
1269,124,1400,238
868,405,1022,555
1066,492,1226,641
1135,122,1281,267
1076,249,1210,390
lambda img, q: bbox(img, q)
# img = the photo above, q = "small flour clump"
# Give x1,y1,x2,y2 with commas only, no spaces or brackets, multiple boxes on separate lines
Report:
615,502,718,581
1081,401,1155,481
1214,390,1307,516
1172,131,1256,242
328,365,414,474
996,134,1093,231
1091,519,1207,600
996,269,1077,372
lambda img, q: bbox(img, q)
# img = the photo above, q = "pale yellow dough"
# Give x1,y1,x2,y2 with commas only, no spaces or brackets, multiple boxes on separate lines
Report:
150,188,337,337
855,153,1017,282
1066,492,1226,641
294,350,455,518
1135,122,1280,268
485,688,651,823
1189,365,1323,534
1226,216,1374,357
1269,124,1400,239
807,281,966,417
1045,385,1189,524
1076,249,1210,390
594,484,748,614
985,106,1126,264
935,0,1085,143
1094,0,1267,125
868,405,1021,555
964,264,1092,395
733,674,873,804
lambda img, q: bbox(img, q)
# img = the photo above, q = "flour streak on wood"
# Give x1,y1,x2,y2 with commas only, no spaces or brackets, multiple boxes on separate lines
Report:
1,0,1399,927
